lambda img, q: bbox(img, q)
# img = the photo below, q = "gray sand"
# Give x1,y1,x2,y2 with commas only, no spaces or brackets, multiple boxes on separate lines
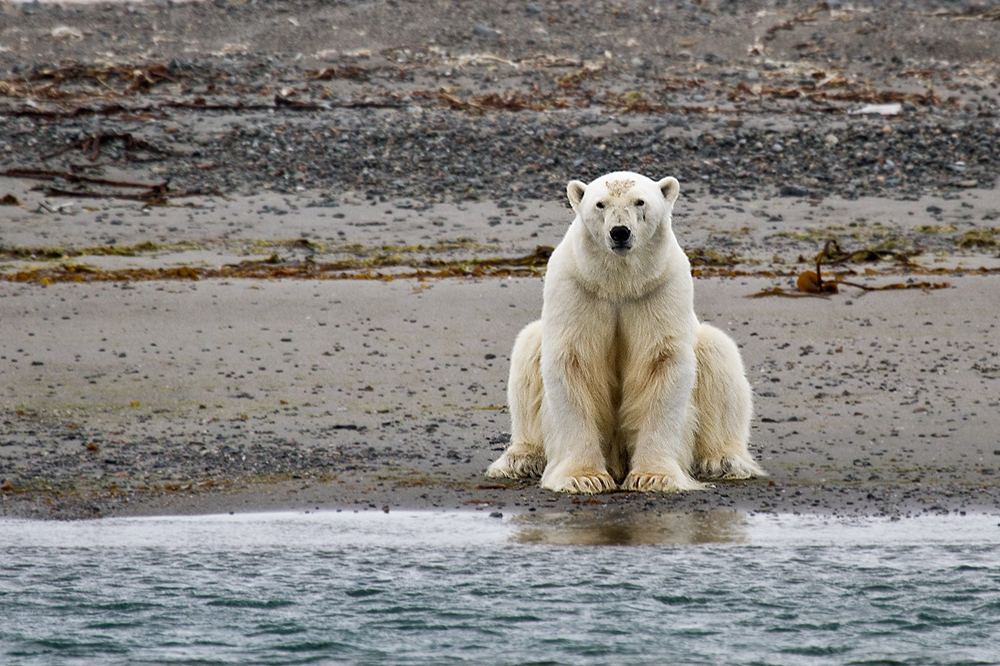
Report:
2,0,999,520
3,198,999,518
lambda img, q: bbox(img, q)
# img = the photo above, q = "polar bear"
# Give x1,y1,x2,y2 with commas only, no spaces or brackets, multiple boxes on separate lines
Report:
486,171,765,493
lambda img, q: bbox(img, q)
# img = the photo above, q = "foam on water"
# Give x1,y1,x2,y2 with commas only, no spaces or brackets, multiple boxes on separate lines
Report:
3,511,1000,666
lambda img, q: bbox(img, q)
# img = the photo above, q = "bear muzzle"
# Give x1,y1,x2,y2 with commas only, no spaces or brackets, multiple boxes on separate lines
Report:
609,225,632,253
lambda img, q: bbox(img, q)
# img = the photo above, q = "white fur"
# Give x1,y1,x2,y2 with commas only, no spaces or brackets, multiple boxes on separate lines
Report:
486,171,766,493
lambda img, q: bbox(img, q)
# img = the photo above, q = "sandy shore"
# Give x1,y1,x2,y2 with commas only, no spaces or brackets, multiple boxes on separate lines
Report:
2,0,999,519
3,189,1000,519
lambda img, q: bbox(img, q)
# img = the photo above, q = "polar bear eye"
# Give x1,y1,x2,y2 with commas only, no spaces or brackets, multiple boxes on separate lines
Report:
595,202,605,209
635,199,645,206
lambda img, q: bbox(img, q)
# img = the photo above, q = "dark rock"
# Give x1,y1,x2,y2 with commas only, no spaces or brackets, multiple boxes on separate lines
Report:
473,24,500,39
780,184,809,197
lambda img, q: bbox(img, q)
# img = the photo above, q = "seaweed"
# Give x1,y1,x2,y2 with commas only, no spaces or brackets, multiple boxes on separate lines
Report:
749,239,950,298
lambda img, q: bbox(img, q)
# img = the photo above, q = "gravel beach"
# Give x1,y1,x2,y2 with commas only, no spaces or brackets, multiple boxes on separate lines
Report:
2,0,999,520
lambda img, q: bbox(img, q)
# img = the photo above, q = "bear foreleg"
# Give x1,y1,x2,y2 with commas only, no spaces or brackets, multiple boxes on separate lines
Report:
537,340,618,494
619,342,705,492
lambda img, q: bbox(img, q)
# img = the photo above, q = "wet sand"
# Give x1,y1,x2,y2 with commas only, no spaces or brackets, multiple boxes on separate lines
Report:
2,0,1000,519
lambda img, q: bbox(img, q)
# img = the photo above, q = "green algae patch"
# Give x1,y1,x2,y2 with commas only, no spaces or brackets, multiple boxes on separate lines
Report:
957,228,1000,250
915,224,958,234
1,245,555,284
0,240,207,260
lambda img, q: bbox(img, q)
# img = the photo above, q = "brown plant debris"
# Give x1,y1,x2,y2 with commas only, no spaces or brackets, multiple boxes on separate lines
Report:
749,239,951,298
1,63,182,101
556,67,605,89
40,132,175,162
3,168,164,189
305,66,370,81
1,246,556,285
764,2,831,42
0,168,219,204
746,286,831,299
796,269,839,294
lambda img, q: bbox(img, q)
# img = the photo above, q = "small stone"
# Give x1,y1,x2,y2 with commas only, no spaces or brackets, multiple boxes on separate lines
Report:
771,142,784,153
824,134,838,147
473,24,500,39
780,184,809,197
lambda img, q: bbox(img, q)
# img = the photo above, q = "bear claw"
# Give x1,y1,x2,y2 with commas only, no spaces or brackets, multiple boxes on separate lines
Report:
622,471,704,493
543,472,616,494
486,450,546,479
692,456,767,481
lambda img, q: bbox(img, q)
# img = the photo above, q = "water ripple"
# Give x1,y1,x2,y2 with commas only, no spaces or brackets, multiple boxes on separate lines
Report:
2,511,1000,665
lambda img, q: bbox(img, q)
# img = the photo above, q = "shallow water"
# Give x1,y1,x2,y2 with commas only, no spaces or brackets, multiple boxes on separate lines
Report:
3,510,1000,666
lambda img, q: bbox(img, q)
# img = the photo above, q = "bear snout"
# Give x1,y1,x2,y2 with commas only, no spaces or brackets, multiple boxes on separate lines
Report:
609,225,632,251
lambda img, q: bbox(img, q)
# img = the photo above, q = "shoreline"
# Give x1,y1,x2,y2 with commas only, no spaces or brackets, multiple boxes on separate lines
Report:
2,0,1000,520
4,507,1000,550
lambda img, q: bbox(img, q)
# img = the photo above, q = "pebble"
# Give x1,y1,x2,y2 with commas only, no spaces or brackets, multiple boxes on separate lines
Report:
780,184,809,197
473,24,500,39
2,5,998,211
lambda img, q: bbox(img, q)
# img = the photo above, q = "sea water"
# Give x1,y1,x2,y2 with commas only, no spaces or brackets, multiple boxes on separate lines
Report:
2,510,999,666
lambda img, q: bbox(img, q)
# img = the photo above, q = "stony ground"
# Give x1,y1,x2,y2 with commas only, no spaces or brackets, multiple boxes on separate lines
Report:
2,0,999,520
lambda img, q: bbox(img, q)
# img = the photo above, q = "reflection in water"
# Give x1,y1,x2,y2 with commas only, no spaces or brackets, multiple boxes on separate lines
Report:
510,509,748,546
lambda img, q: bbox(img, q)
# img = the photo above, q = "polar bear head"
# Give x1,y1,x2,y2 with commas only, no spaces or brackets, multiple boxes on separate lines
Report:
566,171,680,256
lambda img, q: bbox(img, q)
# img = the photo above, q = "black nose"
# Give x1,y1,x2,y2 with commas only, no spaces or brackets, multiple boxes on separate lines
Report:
610,226,631,244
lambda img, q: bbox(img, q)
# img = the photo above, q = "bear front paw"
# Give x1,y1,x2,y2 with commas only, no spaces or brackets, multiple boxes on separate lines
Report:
692,456,767,481
622,471,704,493
542,472,617,494
486,449,546,479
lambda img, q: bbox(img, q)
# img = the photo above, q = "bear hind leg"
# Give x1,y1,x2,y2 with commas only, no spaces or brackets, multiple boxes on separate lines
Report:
691,323,767,481
486,321,546,479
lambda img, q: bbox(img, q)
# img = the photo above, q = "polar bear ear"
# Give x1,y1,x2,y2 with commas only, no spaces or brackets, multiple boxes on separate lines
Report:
567,180,587,214
658,177,680,206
